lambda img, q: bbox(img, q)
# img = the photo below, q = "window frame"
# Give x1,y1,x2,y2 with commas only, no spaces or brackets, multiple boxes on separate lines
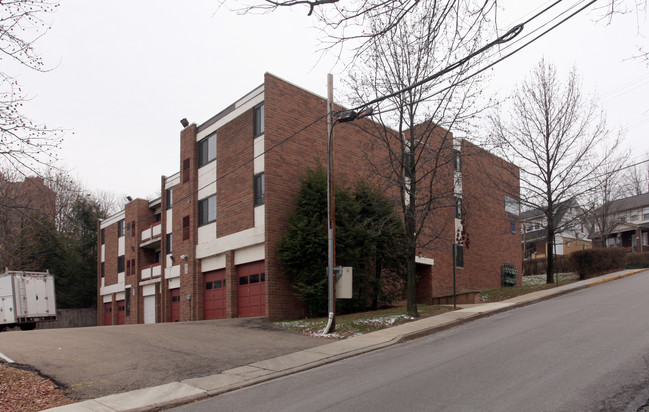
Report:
166,188,173,210
254,173,265,206
117,219,125,237
166,233,172,254
117,255,125,273
455,197,462,219
198,132,217,167
198,194,217,226
253,103,265,138
182,216,190,241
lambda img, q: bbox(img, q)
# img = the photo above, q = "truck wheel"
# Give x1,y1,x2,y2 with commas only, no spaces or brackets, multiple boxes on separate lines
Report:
19,323,36,331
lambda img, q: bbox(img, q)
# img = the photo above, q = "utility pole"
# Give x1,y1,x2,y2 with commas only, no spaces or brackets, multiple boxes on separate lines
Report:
324,73,336,334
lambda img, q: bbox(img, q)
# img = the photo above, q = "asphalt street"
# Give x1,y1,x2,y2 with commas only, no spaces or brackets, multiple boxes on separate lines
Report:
172,271,649,411
0,317,328,400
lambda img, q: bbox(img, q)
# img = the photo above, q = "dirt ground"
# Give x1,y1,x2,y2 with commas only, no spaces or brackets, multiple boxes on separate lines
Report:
0,363,72,411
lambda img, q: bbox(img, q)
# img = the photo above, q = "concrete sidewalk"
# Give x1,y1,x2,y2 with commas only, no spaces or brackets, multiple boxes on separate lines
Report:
46,269,646,412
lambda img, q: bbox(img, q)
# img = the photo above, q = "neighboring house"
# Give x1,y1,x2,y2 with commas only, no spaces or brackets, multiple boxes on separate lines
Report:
97,73,522,325
0,176,56,269
521,198,591,259
590,192,649,252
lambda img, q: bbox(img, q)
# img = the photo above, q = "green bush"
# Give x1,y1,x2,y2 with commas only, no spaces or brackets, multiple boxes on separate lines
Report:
624,252,649,269
523,255,574,275
570,248,627,279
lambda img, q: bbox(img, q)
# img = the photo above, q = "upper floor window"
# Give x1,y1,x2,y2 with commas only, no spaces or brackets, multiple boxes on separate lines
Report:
101,229,105,245
453,149,461,172
117,255,125,273
253,103,264,137
166,188,173,210
631,210,639,221
182,216,190,240
403,152,413,179
198,195,217,226
117,219,125,237
455,197,462,219
183,158,190,183
166,233,173,255
254,173,265,206
643,207,649,220
198,133,217,167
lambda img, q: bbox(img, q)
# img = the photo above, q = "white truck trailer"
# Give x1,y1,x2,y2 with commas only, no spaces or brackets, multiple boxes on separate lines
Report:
0,269,57,331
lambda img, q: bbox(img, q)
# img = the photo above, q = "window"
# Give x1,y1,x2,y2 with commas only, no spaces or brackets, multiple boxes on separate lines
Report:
453,244,464,268
183,216,190,240
253,103,264,137
166,233,172,254
254,173,265,206
131,258,135,272
455,197,462,219
404,152,413,179
101,262,104,278
101,229,105,245
126,259,131,276
643,232,649,246
117,219,125,237
631,210,639,221
644,207,649,220
198,195,217,226
198,133,217,167
453,149,461,172
166,188,173,209
183,158,190,183
118,255,125,273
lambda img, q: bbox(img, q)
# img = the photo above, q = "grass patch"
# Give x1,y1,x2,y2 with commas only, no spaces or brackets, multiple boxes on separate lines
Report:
480,273,580,302
275,305,453,339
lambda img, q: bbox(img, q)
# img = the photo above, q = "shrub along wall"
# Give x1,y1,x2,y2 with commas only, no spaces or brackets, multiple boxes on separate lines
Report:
570,248,627,279
523,255,575,276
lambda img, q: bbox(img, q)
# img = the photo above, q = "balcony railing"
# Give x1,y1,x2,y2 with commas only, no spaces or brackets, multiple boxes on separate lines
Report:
141,263,162,281
141,222,162,242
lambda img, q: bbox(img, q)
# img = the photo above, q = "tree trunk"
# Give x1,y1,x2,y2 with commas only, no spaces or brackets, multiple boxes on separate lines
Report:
546,227,555,284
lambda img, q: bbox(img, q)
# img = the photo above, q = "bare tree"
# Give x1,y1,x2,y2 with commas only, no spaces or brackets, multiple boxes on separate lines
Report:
344,2,494,317
0,0,63,174
625,156,649,196
490,60,612,284
225,0,497,61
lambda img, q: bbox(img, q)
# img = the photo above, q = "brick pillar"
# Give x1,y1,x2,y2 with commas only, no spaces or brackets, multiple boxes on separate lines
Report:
226,250,237,318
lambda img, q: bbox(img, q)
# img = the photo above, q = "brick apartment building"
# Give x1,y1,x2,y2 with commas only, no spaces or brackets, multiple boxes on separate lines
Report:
0,176,56,269
98,73,521,325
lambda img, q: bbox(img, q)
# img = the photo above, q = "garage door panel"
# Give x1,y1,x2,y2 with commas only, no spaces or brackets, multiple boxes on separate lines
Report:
170,288,180,322
104,303,112,326
204,270,226,319
237,261,265,318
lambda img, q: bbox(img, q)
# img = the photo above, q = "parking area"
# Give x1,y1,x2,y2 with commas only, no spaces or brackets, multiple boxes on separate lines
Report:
0,318,327,400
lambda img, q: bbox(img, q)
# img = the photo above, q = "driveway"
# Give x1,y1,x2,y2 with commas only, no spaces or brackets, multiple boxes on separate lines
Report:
0,318,328,400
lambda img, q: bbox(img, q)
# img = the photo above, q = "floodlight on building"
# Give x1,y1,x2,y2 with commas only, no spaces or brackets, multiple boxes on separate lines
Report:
180,118,189,128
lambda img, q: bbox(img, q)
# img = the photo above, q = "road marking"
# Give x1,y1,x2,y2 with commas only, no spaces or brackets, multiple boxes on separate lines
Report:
0,352,14,363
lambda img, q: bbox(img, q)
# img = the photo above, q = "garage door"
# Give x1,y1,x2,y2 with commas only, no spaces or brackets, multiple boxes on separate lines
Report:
116,300,125,325
144,295,155,324
104,302,112,326
170,288,180,322
237,261,265,318
204,269,226,319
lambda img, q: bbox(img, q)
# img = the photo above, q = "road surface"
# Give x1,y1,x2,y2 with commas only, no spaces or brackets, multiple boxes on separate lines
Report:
174,271,649,411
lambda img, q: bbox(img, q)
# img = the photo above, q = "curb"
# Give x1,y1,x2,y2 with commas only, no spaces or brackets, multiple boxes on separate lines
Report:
46,269,647,412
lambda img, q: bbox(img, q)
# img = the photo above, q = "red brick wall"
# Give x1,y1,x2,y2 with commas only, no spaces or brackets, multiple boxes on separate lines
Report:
174,124,202,321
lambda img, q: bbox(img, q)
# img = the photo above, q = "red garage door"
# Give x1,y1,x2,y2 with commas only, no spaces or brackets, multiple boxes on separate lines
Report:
116,300,126,325
104,302,112,326
170,288,180,322
237,261,265,318
204,269,226,320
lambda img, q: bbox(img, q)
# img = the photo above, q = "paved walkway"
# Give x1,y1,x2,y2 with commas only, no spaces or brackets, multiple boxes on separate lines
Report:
47,269,646,412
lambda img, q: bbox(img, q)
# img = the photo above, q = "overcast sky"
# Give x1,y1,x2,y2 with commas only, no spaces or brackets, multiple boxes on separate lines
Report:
12,0,649,200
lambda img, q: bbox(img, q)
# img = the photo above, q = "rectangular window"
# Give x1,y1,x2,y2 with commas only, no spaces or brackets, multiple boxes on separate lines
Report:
198,132,217,167
453,149,461,172
101,262,104,278
644,207,649,220
166,233,172,254
239,276,249,286
253,103,264,137
254,173,265,206
126,259,131,276
166,188,173,210
198,195,217,226
117,255,125,273
183,158,190,183
455,197,462,219
631,211,639,221
131,259,135,273
182,216,190,241
101,229,105,245
117,219,125,237
453,244,464,268
643,232,649,246
404,152,412,179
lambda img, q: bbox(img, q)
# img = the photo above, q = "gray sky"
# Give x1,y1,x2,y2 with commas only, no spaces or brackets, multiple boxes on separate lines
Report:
13,0,649,199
